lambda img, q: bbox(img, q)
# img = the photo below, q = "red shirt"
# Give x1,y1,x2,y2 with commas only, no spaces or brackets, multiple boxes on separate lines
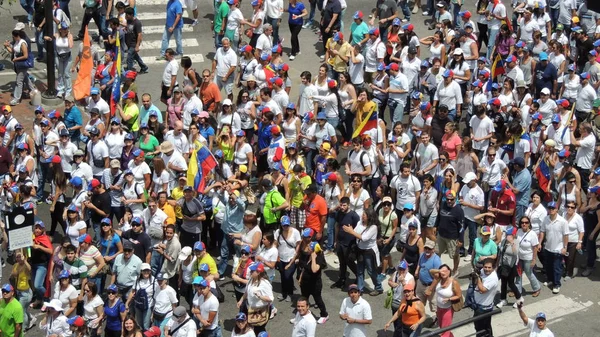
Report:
490,189,516,226
304,195,328,233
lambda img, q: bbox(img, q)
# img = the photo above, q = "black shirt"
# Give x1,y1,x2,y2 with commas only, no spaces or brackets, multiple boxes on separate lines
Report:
576,38,594,71
322,0,342,31
377,0,398,29
90,190,111,223
435,203,464,240
122,229,152,262
125,18,142,48
430,115,451,147
335,210,360,246
300,251,326,282
33,0,45,26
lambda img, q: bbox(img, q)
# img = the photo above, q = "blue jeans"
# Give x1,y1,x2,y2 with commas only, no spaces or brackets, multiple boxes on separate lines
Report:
35,28,45,59
56,55,72,96
203,325,223,337
452,3,461,27
214,32,224,49
59,0,70,19
17,289,33,328
306,0,316,24
160,27,183,56
379,25,389,43
126,47,148,71
550,9,560,31
543,250,563,287
218,233,240,276
32,263,47,301
20,0,34,22
388,98,406,123
326,212,337,251
151,250,164,275
487,28,499,60
91,221,102,243
154,314,170,337
37,162,50,199
266,16,280,45
448,108,457,121
326,117,339,129
462,219,478,255
400,0,411,20
516,205,527,223
357,251,383,292
516,259,541,294
134,306,152,331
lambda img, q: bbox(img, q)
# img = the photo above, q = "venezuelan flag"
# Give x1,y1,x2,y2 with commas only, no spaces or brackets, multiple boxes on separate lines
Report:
188,141,218,193
352,101,378,139
486,54,505,92
110,31,122,117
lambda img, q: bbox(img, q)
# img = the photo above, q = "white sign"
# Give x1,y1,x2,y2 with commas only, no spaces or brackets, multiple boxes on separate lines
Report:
8,226,33,251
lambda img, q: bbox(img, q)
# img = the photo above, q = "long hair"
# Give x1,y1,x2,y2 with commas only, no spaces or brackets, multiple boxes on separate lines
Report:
52,162,67,191
364,207,378,228
122,314,142,337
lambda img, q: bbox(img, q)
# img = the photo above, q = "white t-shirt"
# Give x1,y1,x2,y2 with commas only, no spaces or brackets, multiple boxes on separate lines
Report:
459,185,485,221
87,140,109,175
517,229,539,261
292,311,317,337
59,142,78,173
480,157,507,187
256,33,273,54
470,115,495,151
83,295,104,323
161,150,188,190
128,161,152,185
399,215,421,243
226,8,244,33
162,59,179,87
104,132,125,159
487,2,506,29
215,47,238,78
154,286,178,316
415,142,439,174
152,170,170,195
298,84,318,118
66,221,87,247
526,318,555,337
165,131,191,156
540,215,569,253
365,39,386,72
257,245,278,280
349,53,365,85
42,131,59,157
518,18,539,42
565,213,584,243
574,134,595,169
348,188,371,218
348,149,371,174
197,294,220,330
133,277,158,307
274,228,301,262
234,143,253,165
123,181,145,216
339,296,373,337
391,174,421,210
53,283,79,314
473,270,498,307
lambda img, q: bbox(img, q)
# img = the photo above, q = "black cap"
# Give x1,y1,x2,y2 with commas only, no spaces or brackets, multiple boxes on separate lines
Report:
408,46,417,54
59,128,69,137
261,179,273,188
292,164,304,173
123,240,134,250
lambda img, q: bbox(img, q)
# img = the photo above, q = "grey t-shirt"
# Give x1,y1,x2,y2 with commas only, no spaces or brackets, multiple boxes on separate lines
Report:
178,197,205,234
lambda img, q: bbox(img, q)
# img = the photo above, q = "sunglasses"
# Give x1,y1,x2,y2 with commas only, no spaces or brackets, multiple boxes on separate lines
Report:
439,158,447,162
108,291,117,295
383,202,392,207
352,180,362,183
403,290,412,293
102,223,111,227
447,198,455,202
569,181,576,184
1,290,10,294
241,251,250,255
124,249,134,253
132,223,142,227
566,205,576,209
520,221,530,224
488,154,496,157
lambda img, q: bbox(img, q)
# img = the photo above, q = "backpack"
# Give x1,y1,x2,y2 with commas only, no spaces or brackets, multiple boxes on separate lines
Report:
134,277,155,310
194,70,202,86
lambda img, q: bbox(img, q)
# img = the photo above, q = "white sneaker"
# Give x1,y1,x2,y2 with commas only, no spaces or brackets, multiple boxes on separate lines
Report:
552,287,560,294
464,255,472,262
422,11,430,15
191,19,199,27
289,55,295,60
564,276,572,281
28,316,37,330
543,281,553,287
270,307,278,319
582,268,593,277
512,297,524,309
317,316,329,324
496,300,507,308
289,318,295,324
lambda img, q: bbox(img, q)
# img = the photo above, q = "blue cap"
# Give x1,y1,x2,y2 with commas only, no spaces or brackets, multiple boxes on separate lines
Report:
594,167,600,175
192,276,204,285
111,117,121,124
183,185,194,192
590,186,600,194
572,26,582,32
397,260,408,269
536,312,547,320
78,233,91,243
272,161,285,174
411,91,422,100
515,41,526,48
281,215,291,226
316,112,327,120
101,218,111,225
594,39,600,47
191,109,200,116
14,123,23,130
421,60,430,68
491,83,501,90
403,203,415,210
333,32,343,42
376,62,385,71
124,169,133,176
124,133,134,140
214,149,224,158
287,102,296,110
260,52,270,61
140,122,148,129
18,166,27,173
309,241,319,251
199,263,210,272
531,112,542,120
472,80,483,88
477,56,488,63
249,262,264,271
241,244,252,253
392,18,401,26
581,72,591,79
302,228,314,237
131,216,142,225
539,52,548,61
250,0,259,5
59,270,70,279
551,114,561,123
107,284,118,292
1,284,14,292
48,110,59,119
67,204,79,213
149,110,158,117
257,332,270,337
568,64,576,72
548,201,557,208
91,87,100,95
288,142,297,149
493,180,506,192
198,279,209,287
35,220,45,228
442,69,453,77
235,312,247,321
132,148,142,157
419,102,431,110
193,241,205,251
40,119,49,126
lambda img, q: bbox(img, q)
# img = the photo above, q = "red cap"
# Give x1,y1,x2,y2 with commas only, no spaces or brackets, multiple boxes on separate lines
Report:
490,98,501,106
271,125,280,135
144,326,162,337
262,106,271,113
559,100,570,108
271,77,284,87
370,28,380,37
327,79,337,89
404,23,414,31
280,63,289,71
388,63,400,71
241,45,253,53
327,173,337,181
461,10,472,19
354,11,363,19
125,71,137,79
89,178,101,190
123,91,136,99
72,316,85,327
51,155,62,164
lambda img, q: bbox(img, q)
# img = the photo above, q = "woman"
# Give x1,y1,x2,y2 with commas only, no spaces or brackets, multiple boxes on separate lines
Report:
296,240,329,324
496,227,524,309
388,260,415,334
411,101,433,139
237,262,274,334
343,207,382,296
189,121,206,155
232,213,262,252
420,31,446,65
515,215,541,297
417,174,438,244
311,80,344,128
82,109,106,145
102,284,127,337
378,196,399,280
441,123,461,163
447,48,471,97
385,125,410,181
138,123,160,167
218,101,242,135
40,300,70,337
104,117,125,160
285,0,307,59
563,200,584,280
557,172,582,215
321,172,341,252
96,51,115,102
49,155,67,236
122,315,143,337
281,143,304,174
559,64,579,101
127,263,157,331
15,141,37,185
56,129,77,178
217,128,236,164
11,250,34,328
99,218,124,288
82,282,104,336
370,63,390,119
237,46,257,87
490,24,514,60
384,282,425,337
64,204,86,246
43,22,73,98
256,232,278,284
282,103,301,144
352,88,378,134
128,148,151,189
150,157,169,197
3,29,35,106
314,64,330,97
346,174,372,218
181,56,199,91
499,78,516,108
530,31,548,61
147,111,166,143
275,215,301,302
429,264,462,337
549,41,566,92
524,190,548,235
455,137,479,183
232,313,256,337
433,153,455,190
247,0,265,48
232,245,253,302
121,169,146,217
401,220,423,277
437,168,460,205
48,237,70,286
236,90,255,141
338,72,357,144
166,88,187,130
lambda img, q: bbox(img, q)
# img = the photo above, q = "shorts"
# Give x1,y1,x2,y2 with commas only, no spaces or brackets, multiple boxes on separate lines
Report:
379,236,396,257
436,236,458,257
214,75,234,95
420,214,437,228
161,84,172,102
289,206,306,229
184,0,197,10
257,153,269,174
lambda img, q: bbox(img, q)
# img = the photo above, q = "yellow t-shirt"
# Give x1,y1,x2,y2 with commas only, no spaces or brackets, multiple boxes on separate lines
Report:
11,265,31,291
123,103,140,132
332,42,352,73
160,203,177,224
171,187,184,219
192,253,218,278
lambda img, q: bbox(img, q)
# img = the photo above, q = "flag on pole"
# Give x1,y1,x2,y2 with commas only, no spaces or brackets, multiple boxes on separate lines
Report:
486,54,505,92
188,142,218,193
73,26,92,100
110,31,122,117
352,101,378,139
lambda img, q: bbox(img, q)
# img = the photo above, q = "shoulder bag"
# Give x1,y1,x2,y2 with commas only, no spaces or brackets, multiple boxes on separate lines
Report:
450,278,464,312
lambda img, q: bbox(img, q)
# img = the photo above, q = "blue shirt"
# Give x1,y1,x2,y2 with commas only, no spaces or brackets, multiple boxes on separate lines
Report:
288,2,305,25
140,104,163,124
512,169,531,207
199,125,215,142
220,192,245,234
257,122,272,151
100,233,122,257
64,106,83,140
534,62,557,93
166,0,183,29
418,253,442,285
104,298,126,331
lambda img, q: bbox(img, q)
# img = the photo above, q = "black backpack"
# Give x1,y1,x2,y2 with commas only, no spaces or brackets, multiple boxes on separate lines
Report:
134,277,155,310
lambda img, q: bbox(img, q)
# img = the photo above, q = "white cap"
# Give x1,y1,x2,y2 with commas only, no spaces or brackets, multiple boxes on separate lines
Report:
540,87,550,95
14,22,26,31
222,98,233,106
43,299,64,312
178,246,192,260
453,48,464,55
463,172,478,183
140,263,151,271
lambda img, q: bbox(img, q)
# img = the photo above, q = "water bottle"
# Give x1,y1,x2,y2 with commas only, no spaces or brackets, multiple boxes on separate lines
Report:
578,249,584,255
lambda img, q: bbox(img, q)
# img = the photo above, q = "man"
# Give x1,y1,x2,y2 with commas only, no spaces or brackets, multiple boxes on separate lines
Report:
121,217,152,263
339,284,373,337
415,240,441,312
297,71,318,118
191,241,219,281
331,197,360,289
85,89,110,126
517,306,555,337
158,0,183,59
160,49,179,105
175,186,206,249
583,50,600,89
74,0,107,41
575,28,594,71
181,86,203,132
63,96,83,144
349,44,366,88
142,196,168,246
164,306,197,337
288,164,312,229
345,136,372,177
472,258,499,336
157,224,181,287
165,121,190,161
485,0,506,58
84,178,111,243
71,149,93,187
139,93,163,124
489,180,516,227
63,244,88,296
304,184,327,241
412,132,439,177
533,52,558,97
544,113,571,151
200,69,223,115
110,240,142,298
86,127,109,180
255,23,274,57
371,0,398,42
160,141,188,190
271,77,289,112
261,179,289,231
433,70,463,122
459,172,485,261
402,44,421,92
260,88,283,123
570,122,595,192
390,163,421,215
470,107,495,158
153,274,179,328
216,185,245,276
292,297,317,337
386,62,409,123
193,279,220,335
124,7,148,73
267,125,285,169
0,284,23,337
539,201,568,294
212,38,238,101
435,190,464,275
37,118,57,200
118,91,140,137
214,0,230,48
264,0,283,45
504,55,524,83
320,0,342,57
575,72,598,125
507,157,531,221
328,32,352,80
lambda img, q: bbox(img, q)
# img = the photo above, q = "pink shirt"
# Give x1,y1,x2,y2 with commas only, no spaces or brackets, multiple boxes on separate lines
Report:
442,133,462,161
166,97,187,129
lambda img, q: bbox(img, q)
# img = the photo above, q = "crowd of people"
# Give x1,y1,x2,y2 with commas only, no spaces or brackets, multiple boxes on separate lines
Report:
2,0,600,336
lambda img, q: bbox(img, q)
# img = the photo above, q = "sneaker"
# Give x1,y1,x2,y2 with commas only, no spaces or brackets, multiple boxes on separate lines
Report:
552,287,560,294
330,280,344,289
9,99,19,106
402,18,409,23
277,294,285,300
289,318,295,324
512,297,524,309
496,300,507,308
564,276,572,282
464,255,472,262
377,273,386,282
139,67,149,74
412,5,419,13
270,307,278,319
191,19,199,27
317,316,329,324
543,281,553,287
324,249,334,255
302,22,311,29
582,268,593,277
289,54,296,60
73,35,83,41
216,256,222,262
320,55,325,61
45,197,53,205
27,316,37,330
285,296,291,302
155,55,166,61
369,290,383,296
422,11,430,15
279,37,285,44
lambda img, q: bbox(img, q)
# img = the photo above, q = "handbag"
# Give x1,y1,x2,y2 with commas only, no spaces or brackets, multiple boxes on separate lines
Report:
153,309,171,322
98,236,113,274
450,279,464,312
243,186,256,204
247,306,269,326
384,289,393,309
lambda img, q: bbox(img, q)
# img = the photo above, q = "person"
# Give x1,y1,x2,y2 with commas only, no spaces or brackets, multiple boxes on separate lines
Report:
153,273,178,331
472,258,499,337
126,263,157,331
176,186,206,248
3,30,35,106
30,220,53,308
11,251,35,330
0,284,24,337
82,282,104,336
39,299,68,337
384,282,425,337
540,201,568,294
338,284,373,337
515,216,541,297
387,260,415,334
496,227,524,308
427,264,462,337
191,278,221,337
103,284,127,337
122,315,143,337
237,262,274,333
517,306,555,337
458,172,485,260
435,190,464,276
164,306,197,337
231,312,255,337
415,240,441,313
470,224,498,271
43,22,73,99
111,240,143,299
86,178,112,243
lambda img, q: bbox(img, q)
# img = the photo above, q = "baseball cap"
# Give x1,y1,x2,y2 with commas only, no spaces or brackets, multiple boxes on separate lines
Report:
376,62,386,71
539,52,548,61
556,99,570,108
236,312,247,321
531,112,542,120
198,263,210,272
505,55,517,63
239,45,252,53
493,180,507,192
488,98,501,106
459,10,471,19
91,87,100,95
140,263,151,271
302,228,314,238
540,87,551,95
515,41,526,48
193,241,206,251
173,306,187,317
402,23,414,32
249,262,265,272
59,270,70,279
551,114,561,123
347,284,359,292
35,220,45,228
353,10,363,19
403,203,415,211
511,157,525,167
420,102,431,110
558,149,571,158
397,260,408,269
78,234,92,244
481,226,492,235
241,245,252,254
442,69,453,78
548,201,557,209
472,80,483,88
333,32,343,42
107,284,119,292
536,312,547,320
387,63,400,71
581,72,591,79
445,190,456,199
144,326,162,337
392,18,401,26
505,226,517,236
67,316,85,327
368,27,379,36
281,215,291,226
463,172,478,183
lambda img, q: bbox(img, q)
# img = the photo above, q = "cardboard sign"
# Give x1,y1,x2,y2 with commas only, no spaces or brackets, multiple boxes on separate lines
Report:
5,206,35,251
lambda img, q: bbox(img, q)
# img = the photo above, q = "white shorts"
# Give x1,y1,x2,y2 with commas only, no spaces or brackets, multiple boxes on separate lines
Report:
183,0,197,10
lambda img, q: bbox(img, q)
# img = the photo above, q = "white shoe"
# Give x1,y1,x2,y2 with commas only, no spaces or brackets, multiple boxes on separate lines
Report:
552,287,560,294
27,316,37,330
512,297,524,309
317,316,329,324
191,19,199,27
289,55,295,60
496,300,507,308
290,318,296,324
543,281,553,287
422,11,430,15
564,276,572,281
270,307,278,319
464,255,472,262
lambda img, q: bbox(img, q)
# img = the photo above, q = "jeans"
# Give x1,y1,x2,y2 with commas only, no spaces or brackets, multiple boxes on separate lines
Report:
134,306,152,331
326,212,337,251
13,68,35,101
78,8,107,39
452,3,461,27
516,205,527,224
20,0,34,23
17,289,33,328
304,148,317,176
277,260,296,298
326,117,339,129
32,263,47,301
160,27,183,56
550,10,560,31
218,233,240,276
37,162,50,199
56,55,72,96
214,32,224,49
126,47,148,71
151,250,165,275
388,99,406,124
306,0,316,25
462,218,478,255
379,25,389,43
400,0,411,21
91,221,102,243
586,229,600,268
473,306,494,337
499,265,521,300
487,28,499,60
35,29,45,59
357,250,383,292
200,325,223,337
110,206,125,224
516,259,541,294
266,16,280,45
153,314,169,337
59,0,71,19
543,250,563,287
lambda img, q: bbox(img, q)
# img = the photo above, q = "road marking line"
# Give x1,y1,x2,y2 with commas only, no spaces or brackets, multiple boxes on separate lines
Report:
142,25,195,35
